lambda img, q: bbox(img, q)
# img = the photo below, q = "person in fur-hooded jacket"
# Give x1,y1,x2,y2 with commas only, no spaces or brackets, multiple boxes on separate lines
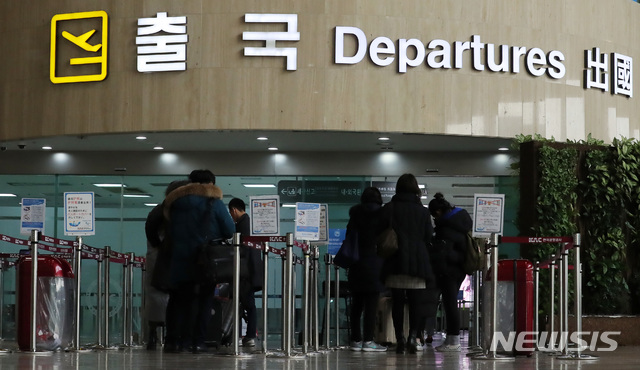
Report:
162,169,235,353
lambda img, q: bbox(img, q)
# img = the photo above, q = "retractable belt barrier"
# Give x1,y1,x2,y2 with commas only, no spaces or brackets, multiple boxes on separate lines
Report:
0,232,145,353
238,234,314,357
471,233,594,362
0,230,330,357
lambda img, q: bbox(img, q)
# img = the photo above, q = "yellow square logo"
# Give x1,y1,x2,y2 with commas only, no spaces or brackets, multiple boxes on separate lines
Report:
50,11,108,84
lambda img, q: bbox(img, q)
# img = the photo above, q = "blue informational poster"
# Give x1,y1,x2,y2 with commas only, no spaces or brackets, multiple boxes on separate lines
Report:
294,202,321,240
20,198,46,235
327,228,346,255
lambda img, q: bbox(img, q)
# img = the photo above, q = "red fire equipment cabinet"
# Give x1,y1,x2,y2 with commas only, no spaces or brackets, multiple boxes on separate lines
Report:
484,259,534,355
16,255,75,351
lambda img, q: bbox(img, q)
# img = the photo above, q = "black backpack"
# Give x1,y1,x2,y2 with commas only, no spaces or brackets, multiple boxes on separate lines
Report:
462,231,484,275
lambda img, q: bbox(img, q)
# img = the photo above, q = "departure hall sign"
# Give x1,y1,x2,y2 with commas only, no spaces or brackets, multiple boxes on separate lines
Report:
48,11,633,98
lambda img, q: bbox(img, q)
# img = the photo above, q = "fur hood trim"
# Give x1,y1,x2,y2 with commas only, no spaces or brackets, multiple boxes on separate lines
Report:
163,183,223,219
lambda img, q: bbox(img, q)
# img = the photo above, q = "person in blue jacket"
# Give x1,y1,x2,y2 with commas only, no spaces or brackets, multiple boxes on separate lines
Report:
428,192,472,352
162,169,235,353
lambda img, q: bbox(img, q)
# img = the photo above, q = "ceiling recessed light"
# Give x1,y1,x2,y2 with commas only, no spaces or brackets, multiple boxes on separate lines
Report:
257,137,268,141
136,136,147,140
144,203,159,207
268,147,278,151
153,146,164,150
93,183,127,188
282,203,296,208
378,137,390,141
123,194,151,198
42,146,53,150
0,193,17,197
498,147,509,151
243,184,276,188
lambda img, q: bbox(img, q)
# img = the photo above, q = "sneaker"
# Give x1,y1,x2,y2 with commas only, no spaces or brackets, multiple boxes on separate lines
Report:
362,341,387,352
242,337,256,347
350,341,363,351
435,344,461,352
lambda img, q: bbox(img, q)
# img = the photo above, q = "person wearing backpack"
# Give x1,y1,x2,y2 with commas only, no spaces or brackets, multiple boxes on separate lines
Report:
428,193,472,352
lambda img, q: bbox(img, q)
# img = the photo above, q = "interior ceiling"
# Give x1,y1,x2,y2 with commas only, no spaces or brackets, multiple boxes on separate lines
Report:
0,131,512,210
0,130,514,152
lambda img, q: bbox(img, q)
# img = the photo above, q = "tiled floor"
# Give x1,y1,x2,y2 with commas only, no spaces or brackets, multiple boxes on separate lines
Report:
0,337,639,369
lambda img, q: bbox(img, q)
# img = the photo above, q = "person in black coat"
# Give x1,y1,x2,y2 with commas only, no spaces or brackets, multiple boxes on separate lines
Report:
379,174,434,354
229,198,263,347
428,192,472,352
346,187,387,352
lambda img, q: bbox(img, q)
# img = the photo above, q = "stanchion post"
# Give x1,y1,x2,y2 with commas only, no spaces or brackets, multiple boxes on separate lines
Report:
104,246,111,348
557,252,564,353
548,254,555,351
284,233,294,356
281,251,287,351
0,259,4,340
471,269,481,348
312,246,320,352
262,242,270,353
324,253,331,348
302,242,310,354
232,232,241,356
73,237,83,350
121,255,129,347
488,233,499,358
29,229,40,352
334,264,340,348
534,261,540,349
96,250,104,347
574,233,583,358
128,252,135,346
562,247,569,355
140,259,146,346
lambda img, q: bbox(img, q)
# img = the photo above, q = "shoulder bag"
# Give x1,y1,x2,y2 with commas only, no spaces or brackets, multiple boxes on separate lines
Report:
376,203,398,259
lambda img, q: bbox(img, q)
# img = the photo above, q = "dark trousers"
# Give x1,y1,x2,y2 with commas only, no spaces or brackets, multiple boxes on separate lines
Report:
350,291,379,342
239,281,257,339
391,289,427,341
437,273,466,336
165,283,215,347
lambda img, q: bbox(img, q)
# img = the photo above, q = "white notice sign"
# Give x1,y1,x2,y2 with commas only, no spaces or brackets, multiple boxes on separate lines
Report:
249,195,280,236
472,194,505,237
311,204,329,245
294,202,321,241
21,198,46,235
64,192,95,236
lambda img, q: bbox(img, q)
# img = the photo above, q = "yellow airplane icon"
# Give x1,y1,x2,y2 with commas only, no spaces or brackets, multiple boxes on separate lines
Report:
62,29,102,52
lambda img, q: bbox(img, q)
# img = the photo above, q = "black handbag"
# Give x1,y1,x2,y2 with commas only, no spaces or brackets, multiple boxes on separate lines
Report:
376,203,398,259
334,229,359,268
195,241,250,285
